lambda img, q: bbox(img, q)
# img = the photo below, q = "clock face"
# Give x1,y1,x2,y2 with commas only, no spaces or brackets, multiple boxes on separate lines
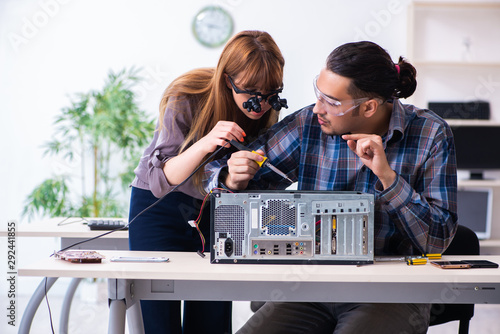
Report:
192,6,234,48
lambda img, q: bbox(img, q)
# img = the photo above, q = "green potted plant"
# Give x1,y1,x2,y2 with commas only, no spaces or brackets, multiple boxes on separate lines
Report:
22,68,155,220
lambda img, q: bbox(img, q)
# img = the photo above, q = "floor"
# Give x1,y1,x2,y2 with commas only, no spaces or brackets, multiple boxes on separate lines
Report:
6,278,500,334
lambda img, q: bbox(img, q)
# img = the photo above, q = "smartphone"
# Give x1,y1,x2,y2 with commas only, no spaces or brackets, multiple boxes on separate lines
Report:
461,260,499,268
110,256,169,263
430,261,471,269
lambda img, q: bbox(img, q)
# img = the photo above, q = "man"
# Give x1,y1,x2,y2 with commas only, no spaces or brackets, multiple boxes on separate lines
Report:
204,41,458,334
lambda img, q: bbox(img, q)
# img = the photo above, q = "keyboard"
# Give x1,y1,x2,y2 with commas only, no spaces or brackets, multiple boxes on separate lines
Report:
87,219,128,231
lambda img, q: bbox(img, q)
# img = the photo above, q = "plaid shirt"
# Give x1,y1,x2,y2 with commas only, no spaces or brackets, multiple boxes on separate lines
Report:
204,100,458,255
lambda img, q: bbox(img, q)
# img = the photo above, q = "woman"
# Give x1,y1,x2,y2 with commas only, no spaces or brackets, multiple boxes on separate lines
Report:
128,30,286,334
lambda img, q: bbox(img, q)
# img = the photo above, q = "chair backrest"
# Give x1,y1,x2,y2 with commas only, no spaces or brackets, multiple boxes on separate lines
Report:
443,224,480,256
429,224,480,333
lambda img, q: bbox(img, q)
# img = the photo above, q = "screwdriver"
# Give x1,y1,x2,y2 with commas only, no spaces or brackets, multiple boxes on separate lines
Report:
229,139,293,183
406,256,427,265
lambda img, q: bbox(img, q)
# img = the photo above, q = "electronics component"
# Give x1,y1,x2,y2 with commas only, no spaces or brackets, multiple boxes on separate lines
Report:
210,191,374,265
54,250,105,263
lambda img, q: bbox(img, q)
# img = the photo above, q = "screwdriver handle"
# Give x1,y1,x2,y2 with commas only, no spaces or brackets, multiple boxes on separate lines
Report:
252,154,268,167
229,140,268,167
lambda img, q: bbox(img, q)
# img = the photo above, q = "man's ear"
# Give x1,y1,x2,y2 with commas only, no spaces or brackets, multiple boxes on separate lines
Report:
362,99,380,118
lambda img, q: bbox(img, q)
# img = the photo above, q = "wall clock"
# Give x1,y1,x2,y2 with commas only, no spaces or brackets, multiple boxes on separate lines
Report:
192,6,234,48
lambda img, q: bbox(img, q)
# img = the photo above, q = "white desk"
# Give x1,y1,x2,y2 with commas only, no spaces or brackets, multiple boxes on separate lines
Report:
2,217,129,249
0,217,128,334
19,250,500,334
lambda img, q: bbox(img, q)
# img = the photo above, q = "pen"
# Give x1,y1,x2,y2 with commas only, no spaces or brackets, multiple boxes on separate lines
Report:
229,140,293,183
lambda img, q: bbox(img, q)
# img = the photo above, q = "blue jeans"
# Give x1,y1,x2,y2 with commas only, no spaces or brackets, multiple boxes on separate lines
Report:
129,187,232,334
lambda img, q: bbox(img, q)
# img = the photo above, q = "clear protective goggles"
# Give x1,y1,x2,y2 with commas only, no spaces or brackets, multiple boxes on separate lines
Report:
313,75,369,116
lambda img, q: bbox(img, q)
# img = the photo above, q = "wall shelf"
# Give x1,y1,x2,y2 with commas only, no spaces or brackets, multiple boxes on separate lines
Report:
408,1,500,254
407,1,500,119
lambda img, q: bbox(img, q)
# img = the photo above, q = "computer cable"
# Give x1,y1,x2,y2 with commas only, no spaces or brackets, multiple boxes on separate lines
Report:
53,140,231,254
44,142,233,333
190,187,233,256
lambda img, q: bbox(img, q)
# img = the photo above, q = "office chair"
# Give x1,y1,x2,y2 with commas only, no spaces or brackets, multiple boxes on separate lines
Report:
428,224,480,334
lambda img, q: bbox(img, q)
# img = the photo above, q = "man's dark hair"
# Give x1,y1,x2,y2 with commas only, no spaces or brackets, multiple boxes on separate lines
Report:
326,41,417,100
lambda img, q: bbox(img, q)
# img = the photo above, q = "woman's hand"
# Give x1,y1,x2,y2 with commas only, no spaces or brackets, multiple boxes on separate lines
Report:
199,121,246,153
163,121,245,186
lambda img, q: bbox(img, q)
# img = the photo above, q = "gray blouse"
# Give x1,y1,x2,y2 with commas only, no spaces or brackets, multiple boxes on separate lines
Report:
131,96,204,200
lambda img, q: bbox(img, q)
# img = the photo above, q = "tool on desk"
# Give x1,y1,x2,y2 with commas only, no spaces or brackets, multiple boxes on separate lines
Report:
110,256,169,263
374,256,405,262
406,253,441,265
229,139,293,182
406,257,427,265
375,255,429,265
423,253,441,260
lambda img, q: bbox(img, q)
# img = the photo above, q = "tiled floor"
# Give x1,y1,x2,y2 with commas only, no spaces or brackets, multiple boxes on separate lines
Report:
8,278,500,334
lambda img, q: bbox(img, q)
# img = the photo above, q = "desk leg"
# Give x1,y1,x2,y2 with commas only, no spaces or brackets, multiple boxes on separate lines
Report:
108,299,127,334
59,277,82,334
126,301,145,334
19,277,58,334
107,279,145,334
108,279,127,334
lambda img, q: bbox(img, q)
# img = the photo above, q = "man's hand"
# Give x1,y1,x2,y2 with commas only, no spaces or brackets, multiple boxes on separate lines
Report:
224,149,266,190
342,134,396,189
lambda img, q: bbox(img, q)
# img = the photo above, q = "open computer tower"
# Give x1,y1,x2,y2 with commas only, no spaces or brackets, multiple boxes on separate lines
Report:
210,191,374,265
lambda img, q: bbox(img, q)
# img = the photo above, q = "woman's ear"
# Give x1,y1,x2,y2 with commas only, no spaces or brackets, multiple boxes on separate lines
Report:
224,74,232,90
362,99,380,118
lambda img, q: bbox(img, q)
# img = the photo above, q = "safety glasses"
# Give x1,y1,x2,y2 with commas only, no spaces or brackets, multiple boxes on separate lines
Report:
313,75,368,116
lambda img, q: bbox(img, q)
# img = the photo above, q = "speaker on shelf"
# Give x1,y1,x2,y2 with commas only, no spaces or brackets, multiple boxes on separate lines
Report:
428,101,490,120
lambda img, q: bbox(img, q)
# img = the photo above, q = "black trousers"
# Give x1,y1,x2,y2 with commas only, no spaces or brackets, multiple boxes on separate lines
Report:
129,187,232,334
237,302,431,334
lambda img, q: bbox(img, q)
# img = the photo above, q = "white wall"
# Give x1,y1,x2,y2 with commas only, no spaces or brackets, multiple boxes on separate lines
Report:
0,0,411,224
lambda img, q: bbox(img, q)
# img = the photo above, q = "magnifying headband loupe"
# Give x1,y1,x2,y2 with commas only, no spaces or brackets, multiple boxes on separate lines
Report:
228,75,288,113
